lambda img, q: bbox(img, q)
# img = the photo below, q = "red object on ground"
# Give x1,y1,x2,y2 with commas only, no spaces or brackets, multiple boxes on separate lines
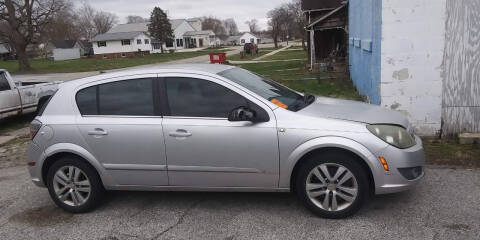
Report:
209,52,227,64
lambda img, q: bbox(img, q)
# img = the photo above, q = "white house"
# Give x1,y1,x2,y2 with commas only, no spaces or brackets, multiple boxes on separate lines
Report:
225,32,259,45
91,18,216,58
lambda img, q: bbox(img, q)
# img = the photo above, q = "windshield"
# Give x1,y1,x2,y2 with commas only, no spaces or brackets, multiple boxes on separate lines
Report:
218,68,314,111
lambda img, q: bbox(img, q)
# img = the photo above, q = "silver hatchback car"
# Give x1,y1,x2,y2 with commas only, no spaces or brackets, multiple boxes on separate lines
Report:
27,64,424,218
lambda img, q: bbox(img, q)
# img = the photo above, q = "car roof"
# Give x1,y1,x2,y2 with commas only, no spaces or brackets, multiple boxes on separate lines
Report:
60,64,236,88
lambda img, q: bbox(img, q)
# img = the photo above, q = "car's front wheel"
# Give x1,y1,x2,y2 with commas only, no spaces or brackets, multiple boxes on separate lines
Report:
296,151,369,218
46,157,104,213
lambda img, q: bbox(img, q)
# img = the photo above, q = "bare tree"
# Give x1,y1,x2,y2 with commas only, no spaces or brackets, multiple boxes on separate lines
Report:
223,18,239,36
202,17,226,39
93,11,117,34
43,1,79,41
267,8,284,48
287,0,307,49
126,15,147,24
245,19,259,33
0,0,68,71
75,1,117,40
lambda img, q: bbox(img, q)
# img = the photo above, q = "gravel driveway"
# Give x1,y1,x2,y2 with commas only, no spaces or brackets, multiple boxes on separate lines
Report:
0,159,479,239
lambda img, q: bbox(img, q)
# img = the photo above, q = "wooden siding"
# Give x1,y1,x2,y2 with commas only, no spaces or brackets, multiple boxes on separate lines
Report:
301,0,344,11
442,0,480,135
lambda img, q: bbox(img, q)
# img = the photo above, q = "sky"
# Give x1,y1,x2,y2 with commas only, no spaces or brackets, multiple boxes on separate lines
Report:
82,0,292,32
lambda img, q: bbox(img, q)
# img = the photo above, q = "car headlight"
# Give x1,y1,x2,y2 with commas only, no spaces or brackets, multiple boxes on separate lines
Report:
367,124,416,149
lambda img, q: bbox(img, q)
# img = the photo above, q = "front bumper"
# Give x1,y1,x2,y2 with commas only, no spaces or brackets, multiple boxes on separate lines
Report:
374,136,425,194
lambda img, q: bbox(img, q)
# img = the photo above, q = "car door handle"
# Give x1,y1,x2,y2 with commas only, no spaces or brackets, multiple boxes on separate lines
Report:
169,129,192,138
88,128,108,136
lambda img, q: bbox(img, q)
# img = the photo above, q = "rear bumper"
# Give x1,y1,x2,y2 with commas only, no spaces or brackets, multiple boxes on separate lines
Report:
374,136,425,194
27,141,46,188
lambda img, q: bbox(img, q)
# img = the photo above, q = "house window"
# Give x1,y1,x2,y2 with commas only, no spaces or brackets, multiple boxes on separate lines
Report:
250,38,254,43
137,39,142,44
241,39,245,44
121,40,131,45
176,39,184,47
97,41,107,47
166,39,174,48
144,39,150,44
153,43,161,50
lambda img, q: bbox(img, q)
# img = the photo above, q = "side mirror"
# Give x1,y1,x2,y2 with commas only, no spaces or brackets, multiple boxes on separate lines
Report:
228,106,256,122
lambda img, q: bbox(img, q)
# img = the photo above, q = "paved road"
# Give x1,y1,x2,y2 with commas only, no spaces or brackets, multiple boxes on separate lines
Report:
0,166,478,240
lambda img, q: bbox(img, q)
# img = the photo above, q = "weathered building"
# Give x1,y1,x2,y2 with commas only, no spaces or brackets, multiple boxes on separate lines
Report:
349,0,480,136
302,0,347,71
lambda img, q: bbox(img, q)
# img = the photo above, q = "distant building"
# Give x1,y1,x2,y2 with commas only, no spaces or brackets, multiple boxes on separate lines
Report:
48,40,81,61
91,18,216,58
0,43,11,60
225,33,259,45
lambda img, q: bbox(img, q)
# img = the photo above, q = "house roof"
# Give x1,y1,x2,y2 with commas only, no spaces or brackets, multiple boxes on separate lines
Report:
92,31,145,42
306,4,346,29
183,30,215,37
226,32,258,42
0,43,9,54
226,35,241,42
107,19,186,34
51,40,77,49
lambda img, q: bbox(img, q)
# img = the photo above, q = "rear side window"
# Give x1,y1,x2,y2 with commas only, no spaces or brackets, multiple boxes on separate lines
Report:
0,72,11,91
165,77,247,118
76,78,155,116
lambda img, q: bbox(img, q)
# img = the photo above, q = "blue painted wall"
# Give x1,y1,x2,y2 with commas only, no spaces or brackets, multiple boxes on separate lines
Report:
348,0,382,104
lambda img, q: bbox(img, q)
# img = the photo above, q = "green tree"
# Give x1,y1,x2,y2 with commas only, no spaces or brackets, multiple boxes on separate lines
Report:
148,7,173,53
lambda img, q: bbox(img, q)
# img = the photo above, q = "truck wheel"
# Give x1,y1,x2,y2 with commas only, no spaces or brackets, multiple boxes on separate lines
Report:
46,157,105,213
296,151,369,219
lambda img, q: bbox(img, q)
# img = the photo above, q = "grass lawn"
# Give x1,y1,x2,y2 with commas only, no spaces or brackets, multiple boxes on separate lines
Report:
263,49,308,61
236,60,363,101
227,47,278,62
423,139,480,168
0,50,218,74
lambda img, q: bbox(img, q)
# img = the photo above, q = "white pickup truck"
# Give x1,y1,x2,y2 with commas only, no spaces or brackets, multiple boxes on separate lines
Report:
0,69,61,119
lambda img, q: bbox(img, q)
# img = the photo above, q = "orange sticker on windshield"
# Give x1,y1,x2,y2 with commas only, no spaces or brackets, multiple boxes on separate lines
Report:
271,99,288,109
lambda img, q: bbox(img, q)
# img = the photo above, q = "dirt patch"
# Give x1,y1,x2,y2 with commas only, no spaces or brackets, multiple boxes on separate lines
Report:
443,223,471,231
0,136,29,169
423,138,480,169
9,205,73,227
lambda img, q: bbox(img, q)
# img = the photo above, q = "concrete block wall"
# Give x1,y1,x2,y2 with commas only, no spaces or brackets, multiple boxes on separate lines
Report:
380,0,446,135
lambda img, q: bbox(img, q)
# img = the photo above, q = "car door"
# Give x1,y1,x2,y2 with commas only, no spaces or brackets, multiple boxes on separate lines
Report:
160,74,279,188
0,71,21,116
75,75,168,186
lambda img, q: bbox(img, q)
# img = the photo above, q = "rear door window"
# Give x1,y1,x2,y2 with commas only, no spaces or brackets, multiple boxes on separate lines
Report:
76,78,155,116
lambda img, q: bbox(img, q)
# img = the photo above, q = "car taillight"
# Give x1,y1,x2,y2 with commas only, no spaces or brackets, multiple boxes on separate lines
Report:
30,120,43,140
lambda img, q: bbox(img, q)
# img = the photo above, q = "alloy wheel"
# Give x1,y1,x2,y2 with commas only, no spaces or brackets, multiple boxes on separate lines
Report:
52,166,91,207
305,163,358,212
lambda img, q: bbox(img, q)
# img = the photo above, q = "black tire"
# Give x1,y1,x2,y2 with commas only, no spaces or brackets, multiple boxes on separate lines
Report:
46,157,105,213
296,151,369,219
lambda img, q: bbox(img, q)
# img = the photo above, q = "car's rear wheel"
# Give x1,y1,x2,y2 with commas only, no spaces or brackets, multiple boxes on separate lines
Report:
46,157,104,213
296,151,369,218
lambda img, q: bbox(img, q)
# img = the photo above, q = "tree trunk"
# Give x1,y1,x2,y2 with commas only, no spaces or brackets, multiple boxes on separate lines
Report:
160,42,164,54
302,35,306,50
16,45,32,72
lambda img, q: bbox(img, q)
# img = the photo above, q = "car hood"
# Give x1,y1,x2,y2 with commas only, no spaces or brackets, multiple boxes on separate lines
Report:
298,96,410,128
